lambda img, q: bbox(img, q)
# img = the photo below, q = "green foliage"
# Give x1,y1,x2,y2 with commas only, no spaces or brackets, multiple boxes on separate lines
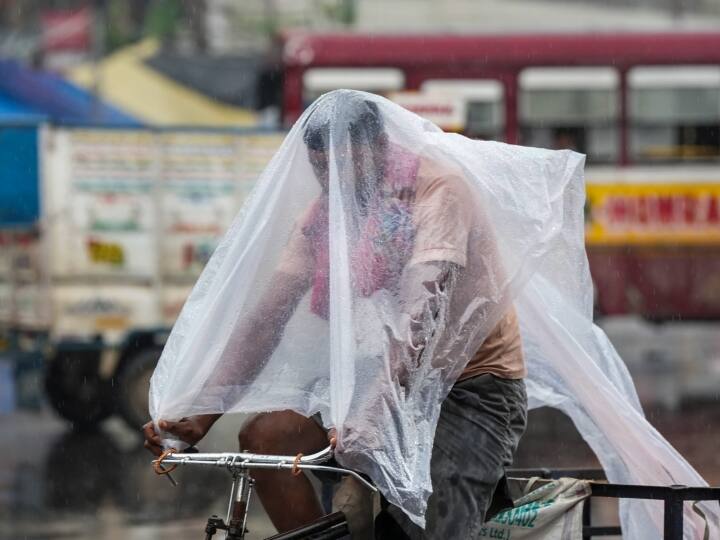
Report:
105,0,136,52
143,0,182,41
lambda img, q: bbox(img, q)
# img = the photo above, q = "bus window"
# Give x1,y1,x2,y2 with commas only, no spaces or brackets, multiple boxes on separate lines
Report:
519,67,619,163
302,68,405,105
420,80,504,140
629,66,720,162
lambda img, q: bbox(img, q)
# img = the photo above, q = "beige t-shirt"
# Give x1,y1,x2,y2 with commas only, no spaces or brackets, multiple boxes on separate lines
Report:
278,156,526,381
411,158,526,381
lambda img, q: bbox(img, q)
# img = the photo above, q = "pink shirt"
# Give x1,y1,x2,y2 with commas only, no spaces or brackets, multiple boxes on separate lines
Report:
278,151,525,380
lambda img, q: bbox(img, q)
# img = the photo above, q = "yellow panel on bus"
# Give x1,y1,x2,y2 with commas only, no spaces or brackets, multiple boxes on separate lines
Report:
586,183,720,245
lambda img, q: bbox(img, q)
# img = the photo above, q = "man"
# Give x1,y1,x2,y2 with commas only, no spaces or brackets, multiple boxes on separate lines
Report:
144,92,527,539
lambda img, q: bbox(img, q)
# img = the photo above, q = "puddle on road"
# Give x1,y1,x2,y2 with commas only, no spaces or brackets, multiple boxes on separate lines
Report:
0,417,276,539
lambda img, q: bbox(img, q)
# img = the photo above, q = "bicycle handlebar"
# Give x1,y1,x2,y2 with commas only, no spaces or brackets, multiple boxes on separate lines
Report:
155,446,377,492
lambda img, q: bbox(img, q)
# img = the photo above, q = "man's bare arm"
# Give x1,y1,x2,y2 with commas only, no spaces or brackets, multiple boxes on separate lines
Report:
144,270,311,453
209,270,312,385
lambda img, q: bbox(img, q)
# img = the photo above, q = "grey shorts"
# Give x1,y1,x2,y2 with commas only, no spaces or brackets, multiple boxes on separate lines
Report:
344,373,528,540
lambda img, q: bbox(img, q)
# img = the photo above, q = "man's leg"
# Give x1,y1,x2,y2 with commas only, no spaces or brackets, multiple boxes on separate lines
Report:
238,410,328,533
383,374,528,539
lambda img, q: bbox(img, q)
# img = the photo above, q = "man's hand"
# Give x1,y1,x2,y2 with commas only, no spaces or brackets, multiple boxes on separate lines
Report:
327,427,337,449
142,414,220,456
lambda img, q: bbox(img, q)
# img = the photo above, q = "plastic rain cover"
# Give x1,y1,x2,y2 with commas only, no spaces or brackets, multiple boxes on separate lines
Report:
149,90,719,537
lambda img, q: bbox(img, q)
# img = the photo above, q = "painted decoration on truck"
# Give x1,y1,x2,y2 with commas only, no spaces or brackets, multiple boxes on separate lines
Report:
52,285,159,343
0,230,47,329
43,128,284,282
0,283,11,325
161,285,194,326
236,134,286,196
71,130,157,276
158,131,239,277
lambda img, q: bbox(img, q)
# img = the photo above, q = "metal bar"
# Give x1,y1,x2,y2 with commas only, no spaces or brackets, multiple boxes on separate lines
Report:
583,526,623,536
677,487,720,501
590,482,676,500
664,488,685,540
264,512,347,540
240,478,254,537
508,468,608,481
588,482,720,502
158,456,377,492
582,494,592,540
165,446,333,466
306,523,350,540
246,463,377,492
508,469,720,500
226,473,240,525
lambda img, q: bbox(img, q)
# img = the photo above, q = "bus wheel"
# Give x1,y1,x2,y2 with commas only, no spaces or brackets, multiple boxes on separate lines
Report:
116,348,160,430
45,348,115,430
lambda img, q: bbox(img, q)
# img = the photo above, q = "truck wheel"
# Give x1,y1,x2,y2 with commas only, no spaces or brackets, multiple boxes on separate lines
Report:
116,348,160,430
45,348,115,430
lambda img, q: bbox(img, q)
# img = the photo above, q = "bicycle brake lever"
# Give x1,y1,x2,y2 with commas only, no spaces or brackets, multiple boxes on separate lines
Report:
163,447,196,485
164,471,178,487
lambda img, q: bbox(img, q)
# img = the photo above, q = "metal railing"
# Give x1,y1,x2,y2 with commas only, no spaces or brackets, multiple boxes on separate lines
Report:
508,467,720,539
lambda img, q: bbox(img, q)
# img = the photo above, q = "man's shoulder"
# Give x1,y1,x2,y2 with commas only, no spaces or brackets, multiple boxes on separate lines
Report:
416,155,471,199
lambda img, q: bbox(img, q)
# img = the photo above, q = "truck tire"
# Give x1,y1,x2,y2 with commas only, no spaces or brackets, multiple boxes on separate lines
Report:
45,347,115,430
116,348,161,430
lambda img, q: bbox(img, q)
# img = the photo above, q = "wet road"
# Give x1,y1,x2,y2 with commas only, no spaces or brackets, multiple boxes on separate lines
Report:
0,412,276,540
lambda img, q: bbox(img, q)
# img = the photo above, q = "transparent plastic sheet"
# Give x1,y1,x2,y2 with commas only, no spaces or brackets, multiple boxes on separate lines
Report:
149,90,718,536
520,282,719,539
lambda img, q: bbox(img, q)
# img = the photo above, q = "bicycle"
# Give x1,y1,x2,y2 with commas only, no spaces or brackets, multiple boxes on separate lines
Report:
153,445,377,540
154,448,720,540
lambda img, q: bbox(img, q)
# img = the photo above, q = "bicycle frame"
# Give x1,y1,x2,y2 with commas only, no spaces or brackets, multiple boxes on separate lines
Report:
155,446,376,540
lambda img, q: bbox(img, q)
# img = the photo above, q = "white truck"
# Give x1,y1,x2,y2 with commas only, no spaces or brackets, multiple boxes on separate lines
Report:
0,125,284,428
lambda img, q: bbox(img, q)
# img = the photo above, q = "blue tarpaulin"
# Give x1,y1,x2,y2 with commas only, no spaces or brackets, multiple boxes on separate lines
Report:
0,94,46,124
0,61,140,226
0,60,140,126
0,126,40,226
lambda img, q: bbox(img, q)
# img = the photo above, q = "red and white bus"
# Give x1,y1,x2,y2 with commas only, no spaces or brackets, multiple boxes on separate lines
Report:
279,32,720,320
